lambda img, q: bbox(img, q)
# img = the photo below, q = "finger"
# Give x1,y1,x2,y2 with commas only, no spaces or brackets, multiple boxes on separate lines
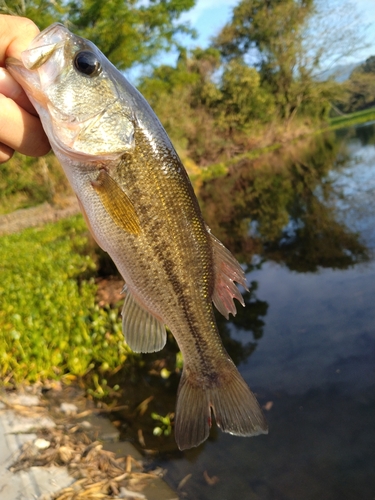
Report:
0,94,50,157
0,16,39,65
0,142,14,163
0,67,36,115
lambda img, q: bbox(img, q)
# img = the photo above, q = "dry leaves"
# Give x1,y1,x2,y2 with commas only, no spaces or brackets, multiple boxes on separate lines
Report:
10,424,162,500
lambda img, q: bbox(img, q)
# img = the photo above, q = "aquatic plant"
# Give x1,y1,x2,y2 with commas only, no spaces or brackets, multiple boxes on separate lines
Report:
0,215,130,385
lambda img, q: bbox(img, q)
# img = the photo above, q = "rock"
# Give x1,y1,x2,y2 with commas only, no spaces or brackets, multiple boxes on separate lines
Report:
34,439,51,450
5,394,40,407
119,487,146,499
59,403,78,415
11,415,55,433
80,420,92,429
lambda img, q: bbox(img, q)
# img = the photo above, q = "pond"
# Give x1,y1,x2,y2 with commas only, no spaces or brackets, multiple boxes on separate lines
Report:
148,122,375,499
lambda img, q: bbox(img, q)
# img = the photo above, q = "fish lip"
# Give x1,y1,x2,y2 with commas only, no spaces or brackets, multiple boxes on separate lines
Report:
5,23,72,90
6,56,41,94
25,23,70,50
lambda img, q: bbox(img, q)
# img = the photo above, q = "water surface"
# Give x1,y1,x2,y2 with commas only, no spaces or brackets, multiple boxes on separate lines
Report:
157,122,375,499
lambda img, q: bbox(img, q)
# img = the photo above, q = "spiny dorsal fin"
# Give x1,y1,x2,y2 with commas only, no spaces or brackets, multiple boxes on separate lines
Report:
122,288,167,353
209,230,248,319
92,169,141,235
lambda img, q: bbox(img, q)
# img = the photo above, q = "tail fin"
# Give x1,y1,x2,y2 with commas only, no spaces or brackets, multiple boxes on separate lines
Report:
174,361,268,450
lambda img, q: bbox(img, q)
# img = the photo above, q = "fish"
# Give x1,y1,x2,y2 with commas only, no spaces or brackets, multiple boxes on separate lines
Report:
7,23,268,450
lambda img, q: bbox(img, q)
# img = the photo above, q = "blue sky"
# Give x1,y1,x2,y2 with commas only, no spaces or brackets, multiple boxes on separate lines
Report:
155,0,375,67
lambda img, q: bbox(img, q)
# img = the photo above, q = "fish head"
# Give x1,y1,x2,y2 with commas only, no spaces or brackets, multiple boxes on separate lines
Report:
6,23,135,161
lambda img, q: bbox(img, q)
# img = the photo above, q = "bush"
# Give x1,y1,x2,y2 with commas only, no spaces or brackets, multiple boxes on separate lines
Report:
0,152,72,214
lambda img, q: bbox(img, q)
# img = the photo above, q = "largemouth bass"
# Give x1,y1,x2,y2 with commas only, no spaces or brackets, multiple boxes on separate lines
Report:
7,23,268,449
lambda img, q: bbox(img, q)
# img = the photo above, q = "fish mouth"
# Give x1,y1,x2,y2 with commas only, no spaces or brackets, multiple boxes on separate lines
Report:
5,56,43,100
5,23,73,111
21,23,70,70
6,23,69,73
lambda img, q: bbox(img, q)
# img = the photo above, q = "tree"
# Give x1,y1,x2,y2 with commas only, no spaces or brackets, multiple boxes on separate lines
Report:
0,0,66,29
361,56,375,75
139,48,225,164
139,47,278,162
302,0,373,79
336,55,375,112
0,0,196,69
214,0,315,119
213,0,370,120
216,58,275,133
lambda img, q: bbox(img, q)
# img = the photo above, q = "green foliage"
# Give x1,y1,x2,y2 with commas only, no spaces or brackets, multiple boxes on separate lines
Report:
336,55,375,113
0,0,66,29
139,0,366,163
361,56,375,74
0,215,129,384
216,58,275,132
2,0,371,170
329,108,375,129
139,48,227,164
0,153,71,215
341,73,375,112
212,0,367,122
214,0,315,118
151,412,173,436
139,49,276,164
67,0,196,69
0,0,195,69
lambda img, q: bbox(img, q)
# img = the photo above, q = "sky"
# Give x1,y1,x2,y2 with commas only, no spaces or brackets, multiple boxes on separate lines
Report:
153,0,375,69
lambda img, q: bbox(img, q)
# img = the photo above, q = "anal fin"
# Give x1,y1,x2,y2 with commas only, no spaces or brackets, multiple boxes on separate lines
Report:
209,231,248,319
121,288,166,353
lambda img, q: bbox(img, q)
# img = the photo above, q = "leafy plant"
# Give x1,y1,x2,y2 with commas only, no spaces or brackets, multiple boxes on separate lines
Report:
151,412,174,437
0,215,131,385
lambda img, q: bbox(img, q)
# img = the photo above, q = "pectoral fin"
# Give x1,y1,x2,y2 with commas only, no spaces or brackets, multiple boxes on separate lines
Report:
210,231,248,319
92,169,141,235
122,288,167,353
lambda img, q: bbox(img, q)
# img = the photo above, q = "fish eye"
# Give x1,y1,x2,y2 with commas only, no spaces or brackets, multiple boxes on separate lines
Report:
73,50,101,77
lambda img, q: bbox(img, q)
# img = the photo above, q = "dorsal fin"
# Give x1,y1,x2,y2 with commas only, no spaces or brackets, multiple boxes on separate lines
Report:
92,169,141,235
122,287,167,353
209,231,248,319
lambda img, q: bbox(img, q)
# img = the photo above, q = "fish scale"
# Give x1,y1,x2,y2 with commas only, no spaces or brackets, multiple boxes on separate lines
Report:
7,22,268,450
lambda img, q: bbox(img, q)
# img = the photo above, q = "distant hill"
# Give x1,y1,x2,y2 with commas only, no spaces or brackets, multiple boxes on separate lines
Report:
317,61,364,82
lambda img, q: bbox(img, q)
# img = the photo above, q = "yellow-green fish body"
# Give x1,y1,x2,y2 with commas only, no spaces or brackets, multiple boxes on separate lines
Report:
7,24,267,449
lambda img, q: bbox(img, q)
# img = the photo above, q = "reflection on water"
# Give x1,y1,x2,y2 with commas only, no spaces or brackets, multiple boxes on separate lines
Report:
199,126,371,271
215,281,268,366
156,122,375,499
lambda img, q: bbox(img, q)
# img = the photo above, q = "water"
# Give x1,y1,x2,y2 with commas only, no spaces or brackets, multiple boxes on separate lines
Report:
154,122,375,499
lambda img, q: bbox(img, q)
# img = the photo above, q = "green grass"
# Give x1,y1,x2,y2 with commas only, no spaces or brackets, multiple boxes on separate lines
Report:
0,215,130,387
329,107,375,129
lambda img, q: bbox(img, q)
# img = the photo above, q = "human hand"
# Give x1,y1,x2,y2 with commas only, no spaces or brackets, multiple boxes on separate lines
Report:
0,15,50,163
